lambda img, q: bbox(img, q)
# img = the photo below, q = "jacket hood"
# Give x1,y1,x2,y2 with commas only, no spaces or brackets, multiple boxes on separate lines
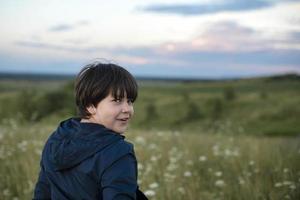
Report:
43,118,124,171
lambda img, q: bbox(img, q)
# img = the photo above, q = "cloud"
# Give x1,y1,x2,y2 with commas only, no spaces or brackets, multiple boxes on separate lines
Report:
48,20,89,32
153,21,300,54
289,31,300,42
117,22,300,77
13,40,151,66
15,41,73,51
15,39,104,53
49,24,74,32
14,40,105,54
77,20,89,26
13,20,300,78
141,0,272,15
140,0,300,16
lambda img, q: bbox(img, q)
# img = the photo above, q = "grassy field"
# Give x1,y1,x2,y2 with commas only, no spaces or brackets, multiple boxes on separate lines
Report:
1,75,300,136
0,119,299,199
0,74,299,199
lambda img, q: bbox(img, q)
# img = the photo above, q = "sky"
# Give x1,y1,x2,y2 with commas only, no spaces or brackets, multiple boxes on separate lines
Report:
0,0,300,78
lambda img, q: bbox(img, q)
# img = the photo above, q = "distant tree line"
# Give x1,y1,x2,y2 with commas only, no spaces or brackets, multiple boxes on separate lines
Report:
0,82,241,126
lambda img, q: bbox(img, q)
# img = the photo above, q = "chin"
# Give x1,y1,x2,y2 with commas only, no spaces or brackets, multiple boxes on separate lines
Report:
119,128,127,134
114,128,127,134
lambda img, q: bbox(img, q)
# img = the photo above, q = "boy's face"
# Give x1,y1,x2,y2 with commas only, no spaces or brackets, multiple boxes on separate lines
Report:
87,92,134,134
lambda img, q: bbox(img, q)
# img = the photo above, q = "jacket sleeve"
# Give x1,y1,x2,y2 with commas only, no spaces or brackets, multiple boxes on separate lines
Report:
101,153,138,200
33,165,51,200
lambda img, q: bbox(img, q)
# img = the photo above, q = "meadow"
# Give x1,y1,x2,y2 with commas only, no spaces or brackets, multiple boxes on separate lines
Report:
0,74,299,199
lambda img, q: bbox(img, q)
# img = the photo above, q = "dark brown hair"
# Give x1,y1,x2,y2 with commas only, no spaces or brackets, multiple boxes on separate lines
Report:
75,62,138,118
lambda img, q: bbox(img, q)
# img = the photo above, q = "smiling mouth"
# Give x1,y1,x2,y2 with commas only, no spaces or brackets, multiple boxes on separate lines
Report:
118,118,129,122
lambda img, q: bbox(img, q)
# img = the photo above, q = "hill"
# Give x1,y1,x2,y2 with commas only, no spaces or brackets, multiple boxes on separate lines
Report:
0,72,299,136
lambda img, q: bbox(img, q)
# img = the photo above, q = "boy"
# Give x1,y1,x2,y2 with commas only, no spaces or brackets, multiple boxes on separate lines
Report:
33,62,147,199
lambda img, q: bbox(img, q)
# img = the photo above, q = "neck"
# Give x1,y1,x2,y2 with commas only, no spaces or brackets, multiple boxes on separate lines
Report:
80,118,94,123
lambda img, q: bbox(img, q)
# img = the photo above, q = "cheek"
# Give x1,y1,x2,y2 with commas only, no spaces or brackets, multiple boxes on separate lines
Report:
131,106,134,115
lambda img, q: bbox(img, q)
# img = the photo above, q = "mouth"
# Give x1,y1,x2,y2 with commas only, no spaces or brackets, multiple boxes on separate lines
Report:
117,117,130,122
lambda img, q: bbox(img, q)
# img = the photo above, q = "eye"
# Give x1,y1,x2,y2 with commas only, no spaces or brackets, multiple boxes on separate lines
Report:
113,98,121,103
127,99,134,104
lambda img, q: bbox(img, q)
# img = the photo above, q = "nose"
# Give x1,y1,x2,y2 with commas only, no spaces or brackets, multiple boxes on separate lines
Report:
121,101,132,113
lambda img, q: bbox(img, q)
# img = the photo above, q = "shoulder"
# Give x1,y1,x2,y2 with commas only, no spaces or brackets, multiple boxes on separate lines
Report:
94,139,136,172
103,139,135,160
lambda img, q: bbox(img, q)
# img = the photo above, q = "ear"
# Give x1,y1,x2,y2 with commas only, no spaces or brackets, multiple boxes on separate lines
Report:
87,105,96,115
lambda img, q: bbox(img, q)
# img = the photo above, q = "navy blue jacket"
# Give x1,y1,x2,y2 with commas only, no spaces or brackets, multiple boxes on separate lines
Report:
33,118,138,200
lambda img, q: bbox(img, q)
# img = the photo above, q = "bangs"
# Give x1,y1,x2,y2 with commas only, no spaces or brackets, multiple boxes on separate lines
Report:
110,76,138,102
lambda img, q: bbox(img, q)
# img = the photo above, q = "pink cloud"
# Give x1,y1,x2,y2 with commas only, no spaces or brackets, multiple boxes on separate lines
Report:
155,21,299,54
116,55,149,65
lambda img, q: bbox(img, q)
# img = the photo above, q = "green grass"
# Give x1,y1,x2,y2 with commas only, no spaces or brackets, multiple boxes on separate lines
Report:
1,77,300,136
0,119,299,200
0,75,299,199
0,79,69,93
130,78,300,136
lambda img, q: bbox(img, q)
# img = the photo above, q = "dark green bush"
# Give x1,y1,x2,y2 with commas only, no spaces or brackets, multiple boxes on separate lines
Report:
223,87,236,101
0,81,76,123
209,98,223,120
144,102,158,122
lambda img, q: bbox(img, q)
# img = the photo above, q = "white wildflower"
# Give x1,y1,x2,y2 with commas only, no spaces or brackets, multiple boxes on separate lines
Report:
215,171,223,177
138,163,144,171
177,187,185,194
199,156,207,162
184,171,192,177
169,157,178,163
3,188,10,196
156,131,164,137
224,149,232,156
144,190,156,197
164,172,176,181
134,136,146,145
173,131,180,136
283,168,289,173
149,182,159,189
215,180,225,187
17,140,28,152
35,148,42,156
212,145,220,156
166,163,178,171
249,160,255,166
150,156,158,162
283,181,292,185
148,143,157,150
238,178,245,185
290,184,296,190
6,150,13,157
275,182,283,187
243,170,252,177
